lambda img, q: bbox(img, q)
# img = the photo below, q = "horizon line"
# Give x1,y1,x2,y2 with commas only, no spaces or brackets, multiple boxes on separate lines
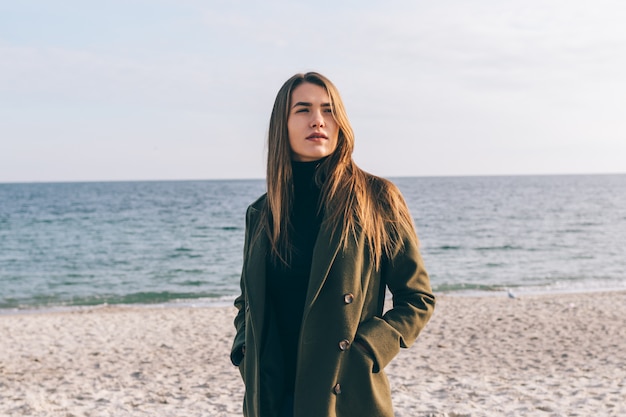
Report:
1,171,625,185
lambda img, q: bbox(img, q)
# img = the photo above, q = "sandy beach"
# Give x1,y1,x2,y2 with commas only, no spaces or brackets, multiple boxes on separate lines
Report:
1,291,624,417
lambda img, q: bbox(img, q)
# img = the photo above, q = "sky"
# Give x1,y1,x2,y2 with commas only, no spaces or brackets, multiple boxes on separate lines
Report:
1,0,625,182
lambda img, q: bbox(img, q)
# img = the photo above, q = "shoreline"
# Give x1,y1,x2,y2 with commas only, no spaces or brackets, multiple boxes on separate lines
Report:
1,291,625,416
3,284,626,317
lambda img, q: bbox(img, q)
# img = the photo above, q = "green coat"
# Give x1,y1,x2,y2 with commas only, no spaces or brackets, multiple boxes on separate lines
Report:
231,192,435,417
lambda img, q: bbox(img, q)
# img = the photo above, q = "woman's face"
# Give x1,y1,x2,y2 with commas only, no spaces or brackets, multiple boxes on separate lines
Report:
287,82,339,162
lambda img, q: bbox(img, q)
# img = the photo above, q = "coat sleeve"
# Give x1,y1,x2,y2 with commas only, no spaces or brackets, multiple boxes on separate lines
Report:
356,203,435,372
230,205,253,366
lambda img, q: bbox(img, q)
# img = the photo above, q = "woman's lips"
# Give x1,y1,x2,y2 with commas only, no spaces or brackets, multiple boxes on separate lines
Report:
306,132,328,140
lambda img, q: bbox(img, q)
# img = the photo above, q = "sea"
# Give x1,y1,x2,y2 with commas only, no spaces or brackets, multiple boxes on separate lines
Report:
1,174,625,312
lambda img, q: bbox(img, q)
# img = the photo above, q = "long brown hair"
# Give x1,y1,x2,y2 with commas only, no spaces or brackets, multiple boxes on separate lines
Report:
261,72,415,269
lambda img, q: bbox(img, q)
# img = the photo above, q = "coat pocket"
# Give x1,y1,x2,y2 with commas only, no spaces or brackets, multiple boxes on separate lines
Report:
335,344,394,417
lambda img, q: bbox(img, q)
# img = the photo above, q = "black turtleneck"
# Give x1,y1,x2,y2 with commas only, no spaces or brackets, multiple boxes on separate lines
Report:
265,159,324,395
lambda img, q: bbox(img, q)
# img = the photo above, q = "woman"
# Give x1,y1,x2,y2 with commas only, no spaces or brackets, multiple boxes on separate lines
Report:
230,72,435,417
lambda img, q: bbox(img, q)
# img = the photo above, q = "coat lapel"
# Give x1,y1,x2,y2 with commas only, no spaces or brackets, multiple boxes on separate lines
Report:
245,206,268,335
303,221,343,313
245,202,343,330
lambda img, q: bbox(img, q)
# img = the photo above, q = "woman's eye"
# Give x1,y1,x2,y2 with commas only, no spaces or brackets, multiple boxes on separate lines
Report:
295,108,308,113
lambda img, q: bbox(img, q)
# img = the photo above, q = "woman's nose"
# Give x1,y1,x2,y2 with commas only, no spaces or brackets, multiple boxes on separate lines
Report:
310,110,325,128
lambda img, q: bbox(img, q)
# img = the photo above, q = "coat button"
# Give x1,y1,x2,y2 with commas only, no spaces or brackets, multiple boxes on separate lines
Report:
338,339,350,351
333,383,342,395
343,293,354,304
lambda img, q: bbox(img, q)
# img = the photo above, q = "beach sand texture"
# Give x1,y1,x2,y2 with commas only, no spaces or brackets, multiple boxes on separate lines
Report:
1,291,624,417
